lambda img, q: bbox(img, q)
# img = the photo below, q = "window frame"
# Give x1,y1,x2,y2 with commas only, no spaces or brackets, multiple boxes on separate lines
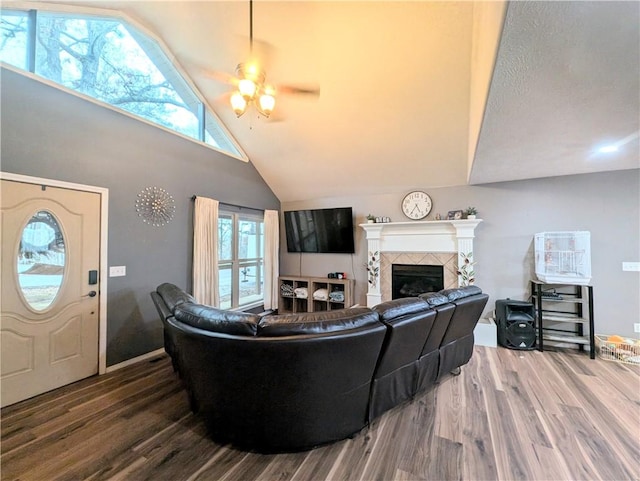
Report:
0,3,248,162
218,210,264,310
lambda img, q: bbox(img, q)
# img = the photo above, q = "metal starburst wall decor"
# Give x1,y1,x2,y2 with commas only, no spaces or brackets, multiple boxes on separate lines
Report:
135,186,176,227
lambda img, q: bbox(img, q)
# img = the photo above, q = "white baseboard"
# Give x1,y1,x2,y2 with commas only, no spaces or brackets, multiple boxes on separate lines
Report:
475,317,497,348
105,348,166,373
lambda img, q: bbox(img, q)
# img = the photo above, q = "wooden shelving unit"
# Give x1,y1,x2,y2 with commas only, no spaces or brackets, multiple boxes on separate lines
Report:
278,276,354,314
530,280,595,359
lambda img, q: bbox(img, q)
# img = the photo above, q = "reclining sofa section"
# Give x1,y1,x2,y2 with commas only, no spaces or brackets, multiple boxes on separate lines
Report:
151,283,489,452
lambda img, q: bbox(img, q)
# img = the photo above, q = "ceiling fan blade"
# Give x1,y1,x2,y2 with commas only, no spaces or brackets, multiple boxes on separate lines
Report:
212,91,233,107
276,84,321,97
201,69,240,87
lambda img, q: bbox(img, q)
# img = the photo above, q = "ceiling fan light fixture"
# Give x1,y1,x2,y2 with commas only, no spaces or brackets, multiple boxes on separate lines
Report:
244,63,261,81
214,0,319,120
238,78,257,100
227,1,282,119
258,92,275,117
230,91,247,117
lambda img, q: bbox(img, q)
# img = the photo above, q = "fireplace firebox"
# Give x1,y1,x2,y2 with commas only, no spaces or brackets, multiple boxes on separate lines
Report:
392,264,444,299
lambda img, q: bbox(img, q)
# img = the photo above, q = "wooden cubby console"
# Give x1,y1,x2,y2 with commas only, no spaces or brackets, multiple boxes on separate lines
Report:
278,276,354,314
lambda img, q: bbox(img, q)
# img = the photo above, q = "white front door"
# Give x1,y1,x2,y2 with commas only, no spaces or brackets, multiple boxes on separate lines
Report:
1,179,101,407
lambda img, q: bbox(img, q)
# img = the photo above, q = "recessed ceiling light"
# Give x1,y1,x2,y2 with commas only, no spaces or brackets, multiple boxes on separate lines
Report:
594,132,639,155
598,144,619,153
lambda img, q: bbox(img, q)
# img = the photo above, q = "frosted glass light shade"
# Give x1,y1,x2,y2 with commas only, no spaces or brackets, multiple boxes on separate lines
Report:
259,94,275,116
238,78,257,100
230,91,247,116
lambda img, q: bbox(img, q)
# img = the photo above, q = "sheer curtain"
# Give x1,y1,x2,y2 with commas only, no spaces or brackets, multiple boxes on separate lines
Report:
193,196,219,306
263,209,280,310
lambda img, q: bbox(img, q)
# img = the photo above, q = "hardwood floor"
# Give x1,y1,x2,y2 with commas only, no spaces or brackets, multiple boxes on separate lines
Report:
2,346,639,481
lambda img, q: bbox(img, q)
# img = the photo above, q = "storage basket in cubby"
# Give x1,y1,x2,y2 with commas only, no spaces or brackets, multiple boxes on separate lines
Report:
534,231,591,285
595,335,640,365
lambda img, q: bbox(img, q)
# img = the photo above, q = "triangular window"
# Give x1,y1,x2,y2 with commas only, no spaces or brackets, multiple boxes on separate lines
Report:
0,7,245,160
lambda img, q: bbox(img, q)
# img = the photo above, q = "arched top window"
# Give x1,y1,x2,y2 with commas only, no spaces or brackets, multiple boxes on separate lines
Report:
0,6,246,160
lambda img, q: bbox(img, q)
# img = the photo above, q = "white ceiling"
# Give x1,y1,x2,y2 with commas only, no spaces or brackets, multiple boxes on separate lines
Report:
471,1,640,185
25,1,640,202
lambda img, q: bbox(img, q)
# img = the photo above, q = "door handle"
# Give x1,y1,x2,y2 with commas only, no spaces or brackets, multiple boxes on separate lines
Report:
83,291,97,298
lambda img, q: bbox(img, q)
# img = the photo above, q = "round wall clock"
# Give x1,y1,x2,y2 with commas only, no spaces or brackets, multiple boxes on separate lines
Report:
401,191,433,220
135,186,175,227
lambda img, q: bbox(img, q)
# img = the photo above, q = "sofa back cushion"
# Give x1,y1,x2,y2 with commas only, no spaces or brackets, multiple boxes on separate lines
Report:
439,285,482,302
420,303,455,355
439,292,489,346
258,308,379,337
174,303,259,336
157,283,196,313
373,297,430,322
419,291,450,307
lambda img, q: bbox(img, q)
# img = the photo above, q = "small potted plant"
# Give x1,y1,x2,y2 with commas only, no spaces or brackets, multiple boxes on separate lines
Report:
465,207,478,219
366,213,376,223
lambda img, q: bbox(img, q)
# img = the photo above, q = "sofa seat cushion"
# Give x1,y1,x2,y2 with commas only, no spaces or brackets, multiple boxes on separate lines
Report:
157,283,197,313
418,292,449,308
258,308,379,337
439,285,482,302
174,303,259,336
373,297,430,322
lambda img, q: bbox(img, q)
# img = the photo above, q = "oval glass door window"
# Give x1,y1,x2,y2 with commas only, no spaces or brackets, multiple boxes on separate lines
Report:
17,211,66,311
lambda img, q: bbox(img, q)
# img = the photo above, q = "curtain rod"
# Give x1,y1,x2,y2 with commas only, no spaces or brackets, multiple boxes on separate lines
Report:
191,195,265,212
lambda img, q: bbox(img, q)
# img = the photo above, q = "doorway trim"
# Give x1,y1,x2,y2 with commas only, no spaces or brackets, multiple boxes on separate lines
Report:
0,172,109,375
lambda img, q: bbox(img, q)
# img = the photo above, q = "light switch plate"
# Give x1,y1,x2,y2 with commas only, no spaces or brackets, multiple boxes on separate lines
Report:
109,265,126,277
622,262,640,272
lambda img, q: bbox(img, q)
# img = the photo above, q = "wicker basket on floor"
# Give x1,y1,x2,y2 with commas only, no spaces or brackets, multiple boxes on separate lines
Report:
595,335,640,365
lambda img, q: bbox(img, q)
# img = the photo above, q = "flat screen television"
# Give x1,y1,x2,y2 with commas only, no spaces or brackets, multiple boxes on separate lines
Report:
284,207,355,254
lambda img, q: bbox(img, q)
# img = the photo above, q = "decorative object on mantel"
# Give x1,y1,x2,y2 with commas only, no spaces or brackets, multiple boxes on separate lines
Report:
401,191,432,220
366,215,392,224
135,186,175,227
434,213,442,220
457,251,476,286
367,251,380,288
447,210,463,220
465,207,478,219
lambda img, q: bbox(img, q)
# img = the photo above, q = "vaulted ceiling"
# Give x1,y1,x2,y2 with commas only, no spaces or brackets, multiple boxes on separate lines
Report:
27,1,640,202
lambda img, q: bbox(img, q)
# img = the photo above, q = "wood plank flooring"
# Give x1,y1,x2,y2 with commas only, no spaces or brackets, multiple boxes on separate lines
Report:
2,346,639,481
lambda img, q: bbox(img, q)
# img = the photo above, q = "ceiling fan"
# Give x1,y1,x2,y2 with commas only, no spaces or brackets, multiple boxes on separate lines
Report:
210,0,320,119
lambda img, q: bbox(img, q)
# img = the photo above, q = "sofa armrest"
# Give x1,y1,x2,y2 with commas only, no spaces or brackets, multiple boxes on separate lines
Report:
151,291,173,322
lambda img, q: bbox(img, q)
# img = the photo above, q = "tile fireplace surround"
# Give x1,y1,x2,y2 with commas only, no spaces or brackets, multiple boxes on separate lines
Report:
360,219,482,307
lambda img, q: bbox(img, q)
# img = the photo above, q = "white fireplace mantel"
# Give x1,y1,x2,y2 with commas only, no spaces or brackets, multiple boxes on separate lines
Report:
360,219,482,306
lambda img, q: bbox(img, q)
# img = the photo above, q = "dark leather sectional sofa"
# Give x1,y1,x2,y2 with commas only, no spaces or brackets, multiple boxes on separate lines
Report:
151,283,489,452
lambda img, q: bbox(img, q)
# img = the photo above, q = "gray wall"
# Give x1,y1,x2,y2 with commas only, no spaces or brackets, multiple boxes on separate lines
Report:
1,68,280,365
281,170,640,338
3,67,638,365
